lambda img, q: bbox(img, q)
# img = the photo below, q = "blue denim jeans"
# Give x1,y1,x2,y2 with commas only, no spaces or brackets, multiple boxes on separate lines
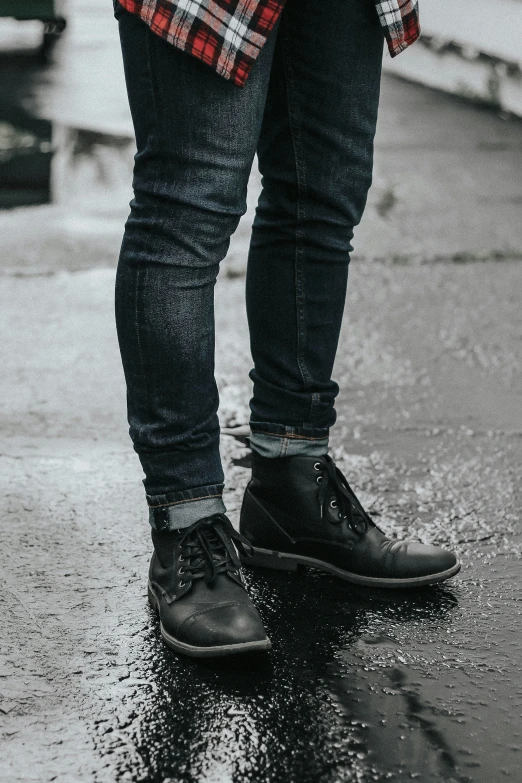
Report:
113,0,384,530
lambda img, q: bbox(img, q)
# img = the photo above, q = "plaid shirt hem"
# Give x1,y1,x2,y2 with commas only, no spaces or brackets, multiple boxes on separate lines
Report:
377,0,420,57
117,0,420,87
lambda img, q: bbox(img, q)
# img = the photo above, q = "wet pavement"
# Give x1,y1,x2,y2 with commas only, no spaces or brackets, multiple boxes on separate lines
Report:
1,2,521,782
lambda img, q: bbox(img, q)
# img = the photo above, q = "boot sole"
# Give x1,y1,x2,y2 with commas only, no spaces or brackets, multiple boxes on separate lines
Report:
147,582,272,658
240,547,461,588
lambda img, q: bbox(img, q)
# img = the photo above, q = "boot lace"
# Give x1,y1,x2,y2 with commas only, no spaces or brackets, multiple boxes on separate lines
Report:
315,455,381,535
177,513,253,587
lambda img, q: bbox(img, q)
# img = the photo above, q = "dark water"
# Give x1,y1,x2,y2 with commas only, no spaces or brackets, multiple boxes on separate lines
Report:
91,553,520,783
87,443,519,783
0,101,53,208
0,31,133,211
0,96,132,209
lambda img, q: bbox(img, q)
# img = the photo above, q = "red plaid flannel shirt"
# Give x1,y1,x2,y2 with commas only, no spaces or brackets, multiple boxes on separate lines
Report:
117,0,420,88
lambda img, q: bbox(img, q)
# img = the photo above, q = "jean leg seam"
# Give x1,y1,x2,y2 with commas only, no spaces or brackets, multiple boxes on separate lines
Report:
124,20,162,458
311,391,321,415
281,24,313,408
144,19,161,131
132,265,156,469
134,266,147,399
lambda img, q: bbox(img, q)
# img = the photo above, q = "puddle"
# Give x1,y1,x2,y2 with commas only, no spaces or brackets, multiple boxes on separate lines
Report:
0,97,134,209
0,101,53,208
89,557,519,783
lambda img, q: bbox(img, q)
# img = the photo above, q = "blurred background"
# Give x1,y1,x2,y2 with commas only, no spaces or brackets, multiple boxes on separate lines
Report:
1,2,521,782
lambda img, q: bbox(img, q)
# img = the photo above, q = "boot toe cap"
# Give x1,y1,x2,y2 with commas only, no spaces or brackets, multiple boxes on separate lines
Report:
176,603,270,649
394,541,459,579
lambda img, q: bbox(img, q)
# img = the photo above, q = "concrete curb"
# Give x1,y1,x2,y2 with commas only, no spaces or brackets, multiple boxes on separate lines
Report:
383,0,522,117
384,35,522,117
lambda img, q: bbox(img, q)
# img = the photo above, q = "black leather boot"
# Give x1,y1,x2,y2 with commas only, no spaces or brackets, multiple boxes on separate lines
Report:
148,513,271,657
239,452,460,588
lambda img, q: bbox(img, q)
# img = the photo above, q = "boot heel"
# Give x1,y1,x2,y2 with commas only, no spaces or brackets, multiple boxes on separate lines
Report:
147,582,159,612
241,547,299,572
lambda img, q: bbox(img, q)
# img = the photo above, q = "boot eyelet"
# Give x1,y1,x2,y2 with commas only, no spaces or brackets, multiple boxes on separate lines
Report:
330,499,337,508
316,476,323,484
178,581,186,589
314,462,321,471
179,567,184,575
179,555,184,561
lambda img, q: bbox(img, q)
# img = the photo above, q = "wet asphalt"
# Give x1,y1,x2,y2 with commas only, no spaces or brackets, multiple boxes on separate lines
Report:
0,2,521,781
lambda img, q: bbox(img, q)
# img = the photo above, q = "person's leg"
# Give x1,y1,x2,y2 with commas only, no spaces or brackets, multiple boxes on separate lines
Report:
240,0,459,586
246,0,384,457
112,3,282,656
113,2,281,531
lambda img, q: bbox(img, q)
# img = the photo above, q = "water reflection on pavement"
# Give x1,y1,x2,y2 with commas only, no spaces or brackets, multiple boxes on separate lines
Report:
107,548,519,783
115,565,462,783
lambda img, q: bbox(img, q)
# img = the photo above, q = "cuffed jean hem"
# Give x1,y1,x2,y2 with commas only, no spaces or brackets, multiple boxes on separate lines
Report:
147,485,226,531
249,423,329,458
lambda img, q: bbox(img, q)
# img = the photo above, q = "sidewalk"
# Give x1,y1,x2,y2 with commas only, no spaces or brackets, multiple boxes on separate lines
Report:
0,4,521,782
